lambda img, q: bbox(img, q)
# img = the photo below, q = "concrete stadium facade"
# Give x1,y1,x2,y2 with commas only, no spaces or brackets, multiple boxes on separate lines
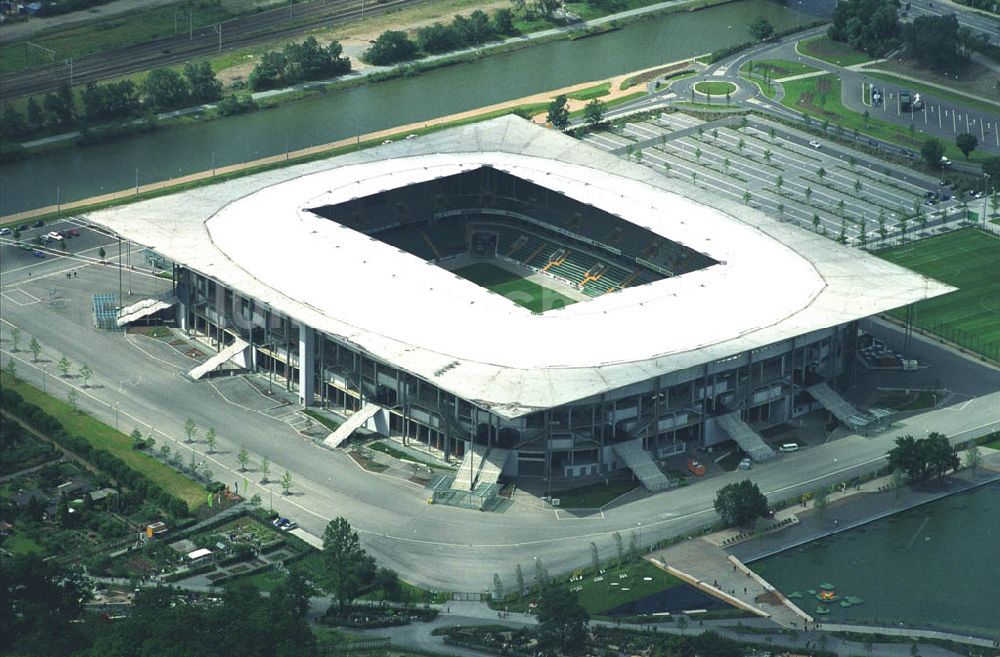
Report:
87,116,952,487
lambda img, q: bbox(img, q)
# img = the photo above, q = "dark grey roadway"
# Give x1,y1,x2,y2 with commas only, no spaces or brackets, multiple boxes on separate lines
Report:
2,224,999,595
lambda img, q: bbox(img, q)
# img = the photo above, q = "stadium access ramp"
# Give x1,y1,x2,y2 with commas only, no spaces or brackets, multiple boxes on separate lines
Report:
188,338,249,380
613,438,673,491
451,445,510,491
116,296,178,326
322,402,382,449
717,412,776,462
807,383,862,427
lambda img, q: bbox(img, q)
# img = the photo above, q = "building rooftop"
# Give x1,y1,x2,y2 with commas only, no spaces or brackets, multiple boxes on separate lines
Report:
85,116,953,418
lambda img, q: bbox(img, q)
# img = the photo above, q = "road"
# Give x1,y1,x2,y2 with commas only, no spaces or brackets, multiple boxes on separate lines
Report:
0,0,424,99
2,218,999,594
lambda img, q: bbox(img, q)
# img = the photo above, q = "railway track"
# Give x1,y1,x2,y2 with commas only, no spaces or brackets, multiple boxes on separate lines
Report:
0,0,424,98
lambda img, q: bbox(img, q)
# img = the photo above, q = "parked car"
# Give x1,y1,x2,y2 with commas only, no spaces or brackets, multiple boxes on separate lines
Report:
687,459,706,476
808,140,822,149
280,522,298,531
0,227,10,236
32,250,46,258
940,156,952,166
17,223,29,231
32,220,44,227
272,517,290,528
738,457,752,471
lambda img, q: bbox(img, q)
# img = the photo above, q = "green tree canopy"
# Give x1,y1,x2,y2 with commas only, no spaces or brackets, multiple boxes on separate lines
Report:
547,94,569,130
583,98,606,126
363,30,418,65
536,587,590,655
713,479,769,526
322,517,375,607
955,132,978,159
184,61,223,103
749,17,775,40
888,433,959,482
829,0,901,56
142,68,190,111
903,14,965,73
921,137,945,168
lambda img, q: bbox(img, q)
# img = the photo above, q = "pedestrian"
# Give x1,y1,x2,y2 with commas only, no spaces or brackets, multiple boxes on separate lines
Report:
744,587,747,594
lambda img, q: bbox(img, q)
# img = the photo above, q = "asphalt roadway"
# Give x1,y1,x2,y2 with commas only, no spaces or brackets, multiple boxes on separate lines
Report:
2,223,999,593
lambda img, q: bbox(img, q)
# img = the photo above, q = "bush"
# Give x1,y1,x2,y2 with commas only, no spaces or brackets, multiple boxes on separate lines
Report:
363,30,418,66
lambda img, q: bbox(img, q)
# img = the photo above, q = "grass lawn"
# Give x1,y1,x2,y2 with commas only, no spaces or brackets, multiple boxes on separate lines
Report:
982,437,1000,450
797,35,873,67
303,409,340,432
567,82,611,101
2,533,46,555
501,560,684,616
780,74,988,163
452,263,577,313
694,80,737,96
878,229,1000,363
0,374,207,510
863,72,1000,115
368,441,452,471
747,59,821,79
552,480,637,508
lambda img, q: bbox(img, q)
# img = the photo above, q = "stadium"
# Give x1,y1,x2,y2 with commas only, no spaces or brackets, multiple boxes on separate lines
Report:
86,116,952,495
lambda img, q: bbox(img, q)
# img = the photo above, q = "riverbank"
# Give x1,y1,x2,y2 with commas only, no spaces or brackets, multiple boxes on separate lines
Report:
2,58,687,223
6,0,743,159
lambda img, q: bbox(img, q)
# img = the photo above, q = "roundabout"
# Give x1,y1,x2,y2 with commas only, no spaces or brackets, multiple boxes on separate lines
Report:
693,80,739,97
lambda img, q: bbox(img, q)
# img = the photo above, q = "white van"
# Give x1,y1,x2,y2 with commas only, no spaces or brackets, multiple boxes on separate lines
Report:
779,443,800,453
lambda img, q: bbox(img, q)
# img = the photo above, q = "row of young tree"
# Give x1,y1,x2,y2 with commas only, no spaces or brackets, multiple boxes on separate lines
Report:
0,62,222,141
248,36,351,91
363,8,515,66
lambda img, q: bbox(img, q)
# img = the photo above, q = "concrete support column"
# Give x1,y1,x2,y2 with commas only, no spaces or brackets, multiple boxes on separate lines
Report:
298,323,315,407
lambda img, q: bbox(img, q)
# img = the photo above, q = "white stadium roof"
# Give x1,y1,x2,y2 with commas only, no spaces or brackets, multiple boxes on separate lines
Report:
86,116,953,418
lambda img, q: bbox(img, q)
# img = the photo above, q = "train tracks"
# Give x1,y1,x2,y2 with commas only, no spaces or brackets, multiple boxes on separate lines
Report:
0,0,424,98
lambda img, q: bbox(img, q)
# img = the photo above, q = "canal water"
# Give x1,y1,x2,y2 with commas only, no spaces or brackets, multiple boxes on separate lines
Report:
752,481,1000,638
1,0,831,214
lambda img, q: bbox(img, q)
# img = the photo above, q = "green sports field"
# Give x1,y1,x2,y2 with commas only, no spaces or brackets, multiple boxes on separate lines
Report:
453,263,577,313
879,229,1000,362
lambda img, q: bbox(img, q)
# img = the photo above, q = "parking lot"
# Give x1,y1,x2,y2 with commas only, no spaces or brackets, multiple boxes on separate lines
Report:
583,112,968,243
864,80,1000,153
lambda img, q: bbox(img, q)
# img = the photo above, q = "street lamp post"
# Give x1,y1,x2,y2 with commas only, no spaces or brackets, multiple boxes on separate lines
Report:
637,521,642,553
42,366,48,393
114,401,120,430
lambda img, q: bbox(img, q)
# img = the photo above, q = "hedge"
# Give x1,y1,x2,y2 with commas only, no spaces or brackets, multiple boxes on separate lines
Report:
0,388,189,518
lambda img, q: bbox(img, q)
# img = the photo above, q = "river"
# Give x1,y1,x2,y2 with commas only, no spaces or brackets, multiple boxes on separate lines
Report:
0,0,832,215
753,481,1000,639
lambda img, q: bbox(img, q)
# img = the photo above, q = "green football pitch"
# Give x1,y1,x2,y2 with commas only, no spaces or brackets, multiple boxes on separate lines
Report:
453,263,578,313
878,229,1000,363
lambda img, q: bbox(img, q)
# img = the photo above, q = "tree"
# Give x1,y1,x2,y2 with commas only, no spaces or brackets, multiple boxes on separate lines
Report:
493,573,504,601
983,156,1000,182
515,563,525,596
57,355,71,377
925,432,959,481
4,357,16,382
749,16,774,40
921,138,945,169
142,68,189,111
829,0,901,57
492,7,514,33
260,456,271,483
2,103,28,139
183,61,223,103
903,14,965,73
78,362,92,387
10,326,21,352
28,336,41,362
66,388,79,412
98,246,106,260
281,470,294,495
534,557,549,589
416,22,459,53
237,445,250,471
628,531,639,561
363,30,417,66
583,98,606,127
817,166,826,179
813,486,829,523
590,541,599,574
25,96,44,132
964,445,982,474
43,82,76,127
546,94,569,130
955,132,978,159
130,427,143,446
613,531,624,568
248,50,288,90
0,554,89,655
677,614,689,634
536,587,589,655
184,417,198,444
714,480,769,527
322,517,375,607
